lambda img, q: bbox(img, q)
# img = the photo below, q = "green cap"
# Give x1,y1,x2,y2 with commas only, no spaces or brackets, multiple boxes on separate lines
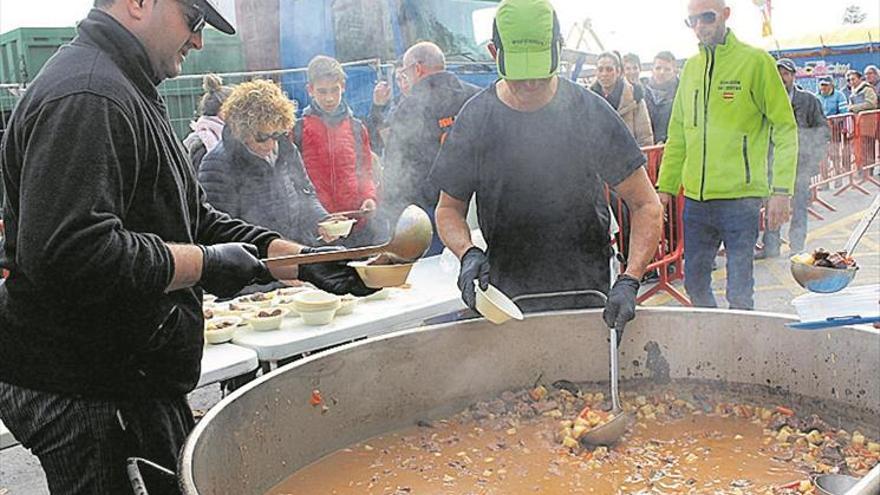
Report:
493,0,560,80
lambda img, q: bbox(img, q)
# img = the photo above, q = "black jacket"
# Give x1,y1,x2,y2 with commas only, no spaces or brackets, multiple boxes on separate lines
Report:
382,71,480,214
790,85,830,175
199,127,328,245
0,10,279,399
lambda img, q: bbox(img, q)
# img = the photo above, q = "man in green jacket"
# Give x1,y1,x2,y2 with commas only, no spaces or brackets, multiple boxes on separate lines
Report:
657,0,797,310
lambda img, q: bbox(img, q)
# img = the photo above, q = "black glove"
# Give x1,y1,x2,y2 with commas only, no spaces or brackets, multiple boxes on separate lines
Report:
457,247,490,310
603,274,640,344
297,246,377,297
199,243,273,299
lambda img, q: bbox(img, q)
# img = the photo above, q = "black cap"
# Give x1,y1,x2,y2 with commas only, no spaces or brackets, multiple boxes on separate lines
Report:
197,0,235,35
776,58,796,74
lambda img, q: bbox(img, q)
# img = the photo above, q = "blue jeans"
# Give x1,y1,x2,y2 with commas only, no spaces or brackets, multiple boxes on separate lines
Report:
683,198,762,310
761,169,812,254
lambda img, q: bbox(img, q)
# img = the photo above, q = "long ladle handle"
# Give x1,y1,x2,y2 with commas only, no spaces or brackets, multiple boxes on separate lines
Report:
262,245,385,267
843,194,880,256
609,324,621,411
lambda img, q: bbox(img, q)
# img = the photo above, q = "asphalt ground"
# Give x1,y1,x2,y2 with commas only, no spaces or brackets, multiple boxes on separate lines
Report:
1,186,877,494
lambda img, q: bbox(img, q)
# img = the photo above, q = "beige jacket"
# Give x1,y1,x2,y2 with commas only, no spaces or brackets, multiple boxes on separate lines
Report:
616,80,655,147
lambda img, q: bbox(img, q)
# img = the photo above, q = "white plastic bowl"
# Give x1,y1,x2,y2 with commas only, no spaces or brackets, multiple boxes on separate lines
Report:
236,292,275,308
475,283,524,325
242,308,289,331
272,297,301,317
349,261,414,288
204,316,241,344
336,295,359,316
292,290,341,312
318,218,356,238
363,289,391,301
299,307,339,326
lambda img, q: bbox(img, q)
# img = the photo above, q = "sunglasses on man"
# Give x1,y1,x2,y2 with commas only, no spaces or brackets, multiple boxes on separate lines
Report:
178,1,206,33
254,131,288,143
685,11,717,28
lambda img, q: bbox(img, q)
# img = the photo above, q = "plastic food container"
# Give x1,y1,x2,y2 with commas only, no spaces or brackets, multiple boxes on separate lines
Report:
204,317,242,344
242,308,289,331
318,218,356,238
791,284,879,321
336,295,359,316
474,283,524,325
349,261,414,288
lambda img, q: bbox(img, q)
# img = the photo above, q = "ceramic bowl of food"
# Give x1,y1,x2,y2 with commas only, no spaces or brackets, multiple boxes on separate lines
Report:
475,283,524,325
336,295,359,316
204,317,242,344
318,218,356,238
236,292,275,308
349,260,414,288
291,290,341,313
242,308,289,331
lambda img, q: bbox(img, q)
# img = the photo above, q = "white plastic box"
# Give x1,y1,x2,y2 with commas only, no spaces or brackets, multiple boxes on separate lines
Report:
791,284,880,321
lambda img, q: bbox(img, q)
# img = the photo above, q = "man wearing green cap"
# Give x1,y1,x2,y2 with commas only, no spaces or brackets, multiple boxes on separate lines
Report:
431,0,663,337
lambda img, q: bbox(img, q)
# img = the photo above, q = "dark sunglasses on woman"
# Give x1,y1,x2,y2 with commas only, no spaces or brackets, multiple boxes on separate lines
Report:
254,131,288,143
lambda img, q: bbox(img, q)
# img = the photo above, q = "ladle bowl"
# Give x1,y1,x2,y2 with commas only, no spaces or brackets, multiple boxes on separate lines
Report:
263,205,433,268
790,260,858,293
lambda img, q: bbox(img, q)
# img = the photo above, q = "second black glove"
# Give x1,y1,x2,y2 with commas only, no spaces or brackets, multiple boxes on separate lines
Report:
457,246,490,310
297,246,377,297
199,243,273,299
602,274,640,344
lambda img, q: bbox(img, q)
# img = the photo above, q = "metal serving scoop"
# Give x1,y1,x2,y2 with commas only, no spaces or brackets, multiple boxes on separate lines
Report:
263,205,433,267
580,320,632,446
791,195,879,293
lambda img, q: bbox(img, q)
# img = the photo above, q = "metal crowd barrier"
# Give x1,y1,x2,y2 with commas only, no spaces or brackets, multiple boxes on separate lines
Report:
814,112,880,201
608,145,691,306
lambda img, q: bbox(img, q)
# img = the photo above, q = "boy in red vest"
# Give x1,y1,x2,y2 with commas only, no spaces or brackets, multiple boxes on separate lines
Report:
296,55,380,247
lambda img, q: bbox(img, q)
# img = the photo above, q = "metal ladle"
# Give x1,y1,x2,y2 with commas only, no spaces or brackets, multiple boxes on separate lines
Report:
509,289,632,446
791,195,879,293
580,319,632,446
263,205,433,267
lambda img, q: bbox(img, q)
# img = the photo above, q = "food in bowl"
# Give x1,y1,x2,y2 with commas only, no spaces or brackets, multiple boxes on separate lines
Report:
791,249,856,269
242,308,288,331
273,297,301,316
318,218,356,238
203,307,215,320
237,292,275,307
204,317,241,344
349,259,414,288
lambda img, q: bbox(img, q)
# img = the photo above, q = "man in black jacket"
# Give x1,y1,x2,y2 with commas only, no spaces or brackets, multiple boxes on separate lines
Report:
380,41,480,256
0,1,371,493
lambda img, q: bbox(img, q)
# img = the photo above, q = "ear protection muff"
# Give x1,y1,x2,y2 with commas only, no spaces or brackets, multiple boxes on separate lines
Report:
492,12,563,77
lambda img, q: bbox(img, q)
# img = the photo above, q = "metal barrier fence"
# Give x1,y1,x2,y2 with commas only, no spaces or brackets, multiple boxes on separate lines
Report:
158,58,388,139
608,145,691,306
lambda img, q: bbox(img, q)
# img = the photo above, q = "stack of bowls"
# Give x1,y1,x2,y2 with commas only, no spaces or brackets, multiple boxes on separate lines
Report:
291,290,341,326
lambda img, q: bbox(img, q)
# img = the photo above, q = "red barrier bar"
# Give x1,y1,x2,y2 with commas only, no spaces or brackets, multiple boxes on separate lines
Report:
853,109,880,189
608,145,690,306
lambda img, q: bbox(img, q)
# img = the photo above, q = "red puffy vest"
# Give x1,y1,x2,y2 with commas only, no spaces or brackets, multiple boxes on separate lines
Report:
295,111,377,214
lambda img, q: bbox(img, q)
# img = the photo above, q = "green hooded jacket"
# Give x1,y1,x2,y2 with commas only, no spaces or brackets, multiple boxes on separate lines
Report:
657,30,798,200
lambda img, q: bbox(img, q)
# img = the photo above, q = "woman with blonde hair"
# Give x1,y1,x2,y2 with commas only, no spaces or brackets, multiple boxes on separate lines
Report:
199,79,337,252
183,73,232,171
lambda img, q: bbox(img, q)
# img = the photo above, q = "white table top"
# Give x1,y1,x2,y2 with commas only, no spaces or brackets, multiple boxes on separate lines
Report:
197,343,259,388
231,256,464,362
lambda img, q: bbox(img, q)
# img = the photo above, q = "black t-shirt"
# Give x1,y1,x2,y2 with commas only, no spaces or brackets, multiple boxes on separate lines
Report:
430,78,645,311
